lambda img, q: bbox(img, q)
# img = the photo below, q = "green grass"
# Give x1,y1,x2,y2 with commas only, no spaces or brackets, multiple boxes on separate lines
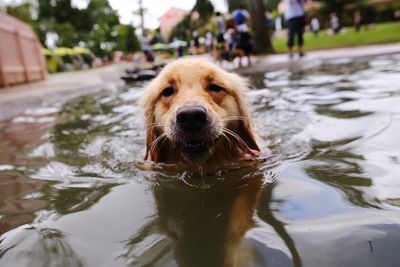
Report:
272,22,400,54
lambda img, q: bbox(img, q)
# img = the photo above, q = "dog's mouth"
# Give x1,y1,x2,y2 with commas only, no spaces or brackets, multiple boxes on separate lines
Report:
178,138,219,162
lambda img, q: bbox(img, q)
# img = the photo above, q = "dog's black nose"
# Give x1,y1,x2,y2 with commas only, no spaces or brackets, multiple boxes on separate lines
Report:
176,106,208,131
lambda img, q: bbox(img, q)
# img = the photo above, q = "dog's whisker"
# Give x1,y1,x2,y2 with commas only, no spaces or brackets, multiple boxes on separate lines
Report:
220,131,234,150
223,128,246,146
222,128,240,141
158,135,169,152
148,123,164,131
148,133,167,156
222,116,246,122
224,115,246,120
223,128,255,154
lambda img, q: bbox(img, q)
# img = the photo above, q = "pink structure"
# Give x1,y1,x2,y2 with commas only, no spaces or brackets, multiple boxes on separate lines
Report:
159,7,188,41
0,12,46,87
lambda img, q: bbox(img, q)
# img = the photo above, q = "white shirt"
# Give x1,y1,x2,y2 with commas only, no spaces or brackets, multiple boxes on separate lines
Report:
284,0,305,21
311,18,320,30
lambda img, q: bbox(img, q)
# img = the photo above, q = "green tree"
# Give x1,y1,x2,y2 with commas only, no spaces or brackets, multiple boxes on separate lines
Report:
321,0,363,19
227,0,248,12
247,0,274,54
5,0,143,56
5,3,46,44
264,0,280,11
169,15,192,42
84,0,120,55
6,3,34,24
169,0,215,42
52,22,79,47
116,24,141,53
228,0,280,13
193,0,214,23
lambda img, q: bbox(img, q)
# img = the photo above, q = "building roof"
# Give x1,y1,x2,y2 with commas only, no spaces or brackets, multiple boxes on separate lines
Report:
160,7,188,21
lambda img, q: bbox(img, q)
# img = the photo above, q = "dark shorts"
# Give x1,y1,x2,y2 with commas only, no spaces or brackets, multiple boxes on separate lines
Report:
235,32,252,55
287,16,305,48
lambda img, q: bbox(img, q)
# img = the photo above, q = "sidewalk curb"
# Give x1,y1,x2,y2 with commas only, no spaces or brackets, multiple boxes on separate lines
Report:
237,43,400,75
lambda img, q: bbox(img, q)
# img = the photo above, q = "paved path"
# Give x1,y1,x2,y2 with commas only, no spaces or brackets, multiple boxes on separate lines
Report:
0,63,129,120
1,43,400,120
238,43,400,74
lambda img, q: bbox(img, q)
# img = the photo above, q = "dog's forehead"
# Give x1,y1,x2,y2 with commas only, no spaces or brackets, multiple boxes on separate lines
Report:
161,60,224,85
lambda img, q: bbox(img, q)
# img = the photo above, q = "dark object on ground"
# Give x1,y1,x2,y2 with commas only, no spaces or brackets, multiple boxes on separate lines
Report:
121,69,158,82
122,63,166,82
125,63,166,74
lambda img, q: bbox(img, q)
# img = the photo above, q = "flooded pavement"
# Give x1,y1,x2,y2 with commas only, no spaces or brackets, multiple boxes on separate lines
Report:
1,55,400,267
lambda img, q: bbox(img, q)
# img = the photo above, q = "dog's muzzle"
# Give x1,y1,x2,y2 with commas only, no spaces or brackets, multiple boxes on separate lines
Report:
176,106,208,132
173,106,217,162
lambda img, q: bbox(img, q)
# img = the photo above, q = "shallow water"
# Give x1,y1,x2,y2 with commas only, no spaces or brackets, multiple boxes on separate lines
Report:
1,55,400,267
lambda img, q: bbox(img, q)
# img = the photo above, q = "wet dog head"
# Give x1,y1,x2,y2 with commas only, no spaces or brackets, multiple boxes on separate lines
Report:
140,59,259,164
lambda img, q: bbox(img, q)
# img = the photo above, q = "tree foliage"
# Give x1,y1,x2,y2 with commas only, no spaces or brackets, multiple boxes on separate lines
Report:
5,3,34,24
321,0,363,18
116,25,141,53
4,0,140,56
227,0,280,12
227,0,248,12
193,0,214,23
169,15,192,42
169,0,215,42
264,0,280,11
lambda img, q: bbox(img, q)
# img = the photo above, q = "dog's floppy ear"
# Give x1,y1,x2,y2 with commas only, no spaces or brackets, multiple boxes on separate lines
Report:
143,115,160,161
229,74,260,152
237,117,260,152
139,82,161,161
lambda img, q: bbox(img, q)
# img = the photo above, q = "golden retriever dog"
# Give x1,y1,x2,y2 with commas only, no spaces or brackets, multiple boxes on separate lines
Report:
139,58,260,165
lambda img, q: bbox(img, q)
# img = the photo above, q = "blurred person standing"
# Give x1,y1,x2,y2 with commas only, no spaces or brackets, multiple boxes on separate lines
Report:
140,33,154,63
205,31,214,53
311,17,320,37
225,28,235,51
232,5,252,66
171,38,184,58
330,13,340,34
265,11,273,30
215,12,225,34
395,10,400,20
354,11,362,32
275,16,282,32
215,12,226,52
284,0,306,59
191,30,200,54
232,5,250,33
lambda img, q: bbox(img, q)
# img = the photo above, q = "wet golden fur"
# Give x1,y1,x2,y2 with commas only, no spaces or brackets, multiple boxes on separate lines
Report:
139,58,259,165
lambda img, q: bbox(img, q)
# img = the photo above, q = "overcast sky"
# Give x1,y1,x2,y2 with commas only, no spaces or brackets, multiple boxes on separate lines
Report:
108,0,228,29
2,0,228,29
0,0,227,28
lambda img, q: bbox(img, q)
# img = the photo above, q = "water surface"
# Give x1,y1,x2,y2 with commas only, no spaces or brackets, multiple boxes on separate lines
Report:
1,55,400,267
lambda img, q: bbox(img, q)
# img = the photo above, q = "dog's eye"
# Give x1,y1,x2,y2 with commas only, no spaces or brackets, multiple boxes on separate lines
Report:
208,84,224,92
161,86,174,97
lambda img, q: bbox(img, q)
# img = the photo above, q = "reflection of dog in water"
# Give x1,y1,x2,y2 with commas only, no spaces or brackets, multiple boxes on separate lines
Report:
121,168,300,267
140,58,260,166
121,170,263,267
155,175,262,267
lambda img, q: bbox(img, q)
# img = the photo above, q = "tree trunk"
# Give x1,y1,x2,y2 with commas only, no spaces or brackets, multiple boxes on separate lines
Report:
246,0,274,54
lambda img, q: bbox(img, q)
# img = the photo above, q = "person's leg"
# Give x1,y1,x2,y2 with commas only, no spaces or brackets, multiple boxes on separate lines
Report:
297,17,305,57
244,32,252,66
287,18,295,58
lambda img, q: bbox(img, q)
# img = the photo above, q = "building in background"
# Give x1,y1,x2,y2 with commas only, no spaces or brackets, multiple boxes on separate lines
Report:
0,12,46,87
159,7,188,41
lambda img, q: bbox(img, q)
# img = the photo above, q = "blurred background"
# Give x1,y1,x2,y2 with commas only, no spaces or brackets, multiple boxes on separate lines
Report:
0,0,399,75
